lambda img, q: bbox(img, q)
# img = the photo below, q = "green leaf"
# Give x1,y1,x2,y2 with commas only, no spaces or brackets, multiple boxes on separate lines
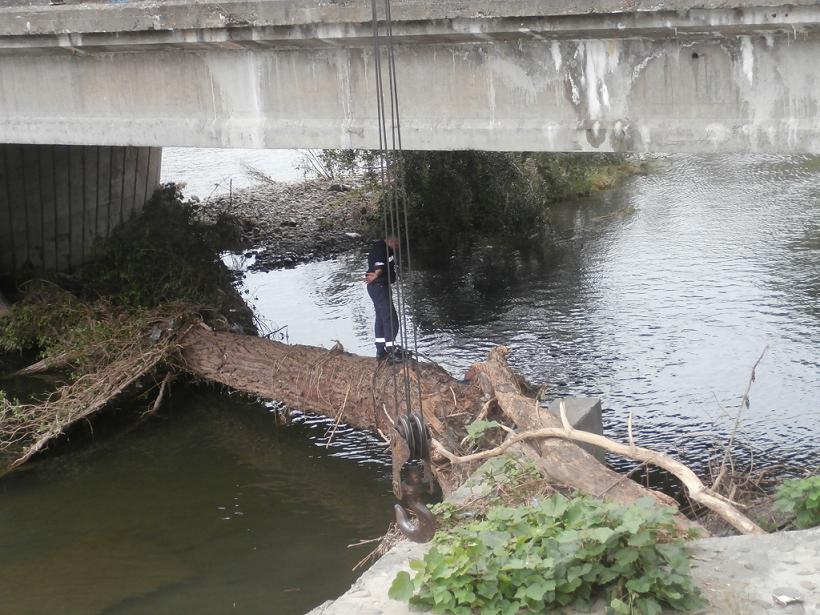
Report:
388,571,415,602
628,530,654,547
588,527,615,543
465,419,502,440
525,579,557,601
636,595,663,615
626,577,652,594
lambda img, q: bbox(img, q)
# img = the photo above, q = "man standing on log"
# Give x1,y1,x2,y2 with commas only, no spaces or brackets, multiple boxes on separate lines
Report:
365,235,408,363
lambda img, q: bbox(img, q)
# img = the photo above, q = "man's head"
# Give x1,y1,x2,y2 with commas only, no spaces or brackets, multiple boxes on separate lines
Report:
385,235,400,251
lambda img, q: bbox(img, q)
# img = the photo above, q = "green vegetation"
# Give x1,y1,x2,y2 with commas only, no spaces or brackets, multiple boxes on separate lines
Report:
1,186,251,359
774,475,820,529
390,494,705,615
318,150,645,243
82,185,246,310
0,186,253,462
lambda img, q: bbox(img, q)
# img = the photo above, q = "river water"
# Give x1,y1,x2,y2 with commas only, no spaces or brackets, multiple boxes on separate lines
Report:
227,152,819,472
1,150,817,614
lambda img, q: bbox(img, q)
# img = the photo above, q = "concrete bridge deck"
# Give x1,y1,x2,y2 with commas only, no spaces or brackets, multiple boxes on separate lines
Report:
1,0,819,152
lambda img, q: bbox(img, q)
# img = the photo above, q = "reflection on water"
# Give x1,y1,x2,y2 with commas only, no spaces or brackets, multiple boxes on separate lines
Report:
0,391,393,614
242,154,820,471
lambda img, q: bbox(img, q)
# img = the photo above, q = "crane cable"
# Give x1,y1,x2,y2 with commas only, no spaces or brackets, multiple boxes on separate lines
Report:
370,0,424,431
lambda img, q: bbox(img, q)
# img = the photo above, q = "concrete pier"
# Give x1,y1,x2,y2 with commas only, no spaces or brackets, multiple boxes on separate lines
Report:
549,397,606,463
0,144,161,276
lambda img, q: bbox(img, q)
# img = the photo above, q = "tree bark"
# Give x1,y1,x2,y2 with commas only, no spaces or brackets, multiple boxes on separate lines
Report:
179,326,476,453
468,347,683,511
179,327,694,524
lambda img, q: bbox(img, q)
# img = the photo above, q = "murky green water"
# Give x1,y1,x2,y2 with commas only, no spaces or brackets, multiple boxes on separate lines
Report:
0,390,393,614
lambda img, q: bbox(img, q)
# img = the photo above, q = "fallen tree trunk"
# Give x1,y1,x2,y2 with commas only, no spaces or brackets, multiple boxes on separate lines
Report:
179,327,694,523
179,326,475,453
468,347,684,511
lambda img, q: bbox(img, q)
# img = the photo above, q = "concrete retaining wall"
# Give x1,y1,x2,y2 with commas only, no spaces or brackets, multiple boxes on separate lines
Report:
0,144,161,276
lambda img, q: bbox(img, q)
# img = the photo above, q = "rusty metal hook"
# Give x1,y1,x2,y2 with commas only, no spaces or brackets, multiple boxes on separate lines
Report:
394,500,436,543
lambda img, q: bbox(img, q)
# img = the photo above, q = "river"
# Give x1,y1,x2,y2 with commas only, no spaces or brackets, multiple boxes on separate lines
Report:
0,150,817,614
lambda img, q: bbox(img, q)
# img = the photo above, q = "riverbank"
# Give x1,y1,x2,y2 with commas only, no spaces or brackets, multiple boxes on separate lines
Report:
312,455,820,615
313,524,820,615
191,153,648,272
197,178,379,270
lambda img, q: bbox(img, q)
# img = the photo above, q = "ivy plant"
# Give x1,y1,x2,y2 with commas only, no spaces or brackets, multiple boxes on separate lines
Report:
389,494,706,615
775,475,820,529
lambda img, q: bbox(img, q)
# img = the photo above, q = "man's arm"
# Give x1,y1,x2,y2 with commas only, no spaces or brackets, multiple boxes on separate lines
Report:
365,242,387,284
365,269,382,284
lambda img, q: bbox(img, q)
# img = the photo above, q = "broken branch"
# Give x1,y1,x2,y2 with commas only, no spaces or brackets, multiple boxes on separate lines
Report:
432,407,764,536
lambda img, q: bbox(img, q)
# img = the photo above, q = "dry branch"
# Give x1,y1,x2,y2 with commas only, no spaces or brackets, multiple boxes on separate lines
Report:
432,400,763,536
145,372,174,417
7,351,77,378
712,346,768,493
468,347,688,521
0,328,182,473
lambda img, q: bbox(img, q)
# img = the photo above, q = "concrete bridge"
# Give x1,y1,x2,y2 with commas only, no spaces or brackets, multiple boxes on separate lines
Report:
2,0,820,153
1,0,819,274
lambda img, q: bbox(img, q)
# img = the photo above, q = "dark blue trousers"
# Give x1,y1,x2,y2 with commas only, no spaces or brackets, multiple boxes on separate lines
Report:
367,282,398,354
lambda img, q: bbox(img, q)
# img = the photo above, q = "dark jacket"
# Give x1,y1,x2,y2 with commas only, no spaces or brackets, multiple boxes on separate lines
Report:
367,240,397,284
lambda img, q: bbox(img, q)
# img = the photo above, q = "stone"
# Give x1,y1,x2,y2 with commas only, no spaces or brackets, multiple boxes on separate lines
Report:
548,396,605,463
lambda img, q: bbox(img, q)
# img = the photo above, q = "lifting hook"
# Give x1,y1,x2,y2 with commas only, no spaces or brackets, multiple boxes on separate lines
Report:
394,500,436,543
392,414,436,543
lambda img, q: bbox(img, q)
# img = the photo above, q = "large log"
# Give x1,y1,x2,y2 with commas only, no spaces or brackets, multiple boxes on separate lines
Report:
179,326,476,453
179,327,689,520
468,347,683,512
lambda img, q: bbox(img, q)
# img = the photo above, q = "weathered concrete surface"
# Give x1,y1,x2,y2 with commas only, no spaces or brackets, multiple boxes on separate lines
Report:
692,528,820,614
310,519,820,615
549,396,605,463
0,0,819,153
0,144,161,275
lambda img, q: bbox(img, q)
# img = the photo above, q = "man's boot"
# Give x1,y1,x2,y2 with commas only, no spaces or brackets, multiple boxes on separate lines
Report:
392,345,413,360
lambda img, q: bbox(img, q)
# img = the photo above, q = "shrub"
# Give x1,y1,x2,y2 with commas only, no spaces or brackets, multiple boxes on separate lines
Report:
389,494,705,615
774,475,820,529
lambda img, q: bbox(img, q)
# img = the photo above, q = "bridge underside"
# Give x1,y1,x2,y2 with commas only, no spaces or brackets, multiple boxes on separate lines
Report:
0,0,819,153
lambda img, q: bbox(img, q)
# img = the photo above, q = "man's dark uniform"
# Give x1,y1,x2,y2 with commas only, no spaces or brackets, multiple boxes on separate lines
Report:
366,239,398,358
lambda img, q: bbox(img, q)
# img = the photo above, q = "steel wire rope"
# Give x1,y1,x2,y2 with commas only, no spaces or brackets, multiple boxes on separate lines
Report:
382,0,427,425
370,0,403,423
381,0,415,422
370,0,427,442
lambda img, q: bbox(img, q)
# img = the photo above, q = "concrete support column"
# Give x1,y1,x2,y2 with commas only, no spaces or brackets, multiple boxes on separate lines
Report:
0,144,161,276
549,397,605,463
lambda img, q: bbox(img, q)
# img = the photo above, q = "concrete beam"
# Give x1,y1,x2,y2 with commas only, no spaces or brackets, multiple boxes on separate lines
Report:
0,1,819,153
2,0,819,41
